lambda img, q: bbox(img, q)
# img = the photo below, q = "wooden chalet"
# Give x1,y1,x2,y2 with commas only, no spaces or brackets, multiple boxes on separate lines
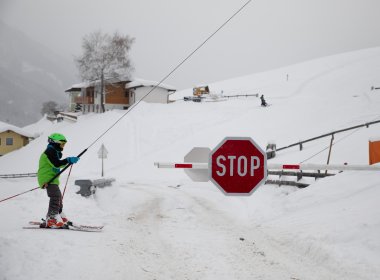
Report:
65,78,176,113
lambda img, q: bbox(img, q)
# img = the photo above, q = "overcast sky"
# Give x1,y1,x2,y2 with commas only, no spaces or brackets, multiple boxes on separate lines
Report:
1,0,380,90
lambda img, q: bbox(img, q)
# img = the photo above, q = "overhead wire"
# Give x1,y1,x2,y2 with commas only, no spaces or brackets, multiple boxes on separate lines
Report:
0,0,253,204
86,0,253,150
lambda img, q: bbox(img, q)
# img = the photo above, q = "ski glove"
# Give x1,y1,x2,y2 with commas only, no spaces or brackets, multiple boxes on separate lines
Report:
66,157,80,164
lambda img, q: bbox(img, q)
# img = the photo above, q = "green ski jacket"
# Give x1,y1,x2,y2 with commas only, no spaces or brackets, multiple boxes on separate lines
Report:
37,144,69,188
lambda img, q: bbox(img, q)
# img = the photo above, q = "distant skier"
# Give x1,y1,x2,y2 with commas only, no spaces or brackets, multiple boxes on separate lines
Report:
37,133,80,228
260,95,268,107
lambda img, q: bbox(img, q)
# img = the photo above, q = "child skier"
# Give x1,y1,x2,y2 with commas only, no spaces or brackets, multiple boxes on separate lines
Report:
37,133,80,228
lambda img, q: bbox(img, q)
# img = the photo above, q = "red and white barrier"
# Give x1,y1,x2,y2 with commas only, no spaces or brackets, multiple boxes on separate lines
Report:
154,162,380,171
154,162,208,169
268,163,380,171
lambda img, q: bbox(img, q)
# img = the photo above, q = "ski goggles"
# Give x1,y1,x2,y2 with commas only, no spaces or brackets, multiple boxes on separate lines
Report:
49,138,67,146
57,141,66,146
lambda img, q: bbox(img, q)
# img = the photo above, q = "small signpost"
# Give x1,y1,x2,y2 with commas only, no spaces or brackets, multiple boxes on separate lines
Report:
98,144,108,177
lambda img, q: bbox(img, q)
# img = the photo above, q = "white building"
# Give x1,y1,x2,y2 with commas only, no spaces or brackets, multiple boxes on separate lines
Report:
125,79,176,105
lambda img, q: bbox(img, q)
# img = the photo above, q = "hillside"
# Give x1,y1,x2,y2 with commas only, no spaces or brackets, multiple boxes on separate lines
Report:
0,47,380,279
0,20,76,126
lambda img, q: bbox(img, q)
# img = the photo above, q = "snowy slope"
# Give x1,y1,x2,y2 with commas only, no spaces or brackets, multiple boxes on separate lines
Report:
1,47,380,280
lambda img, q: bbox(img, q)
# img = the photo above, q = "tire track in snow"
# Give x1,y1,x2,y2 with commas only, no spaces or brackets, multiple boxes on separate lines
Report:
113,184,301,279
93,183,358,279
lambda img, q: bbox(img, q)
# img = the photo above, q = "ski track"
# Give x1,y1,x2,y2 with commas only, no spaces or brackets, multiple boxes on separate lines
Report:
73,184,358,280
0,180,375,280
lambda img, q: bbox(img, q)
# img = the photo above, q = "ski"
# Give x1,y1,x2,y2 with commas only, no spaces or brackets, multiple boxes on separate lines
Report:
29,221,104,230
67,221,104,230
23,225,100,232
27,221,103,232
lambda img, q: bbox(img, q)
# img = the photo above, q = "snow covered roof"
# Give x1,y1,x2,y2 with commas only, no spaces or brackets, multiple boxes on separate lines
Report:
0,121,35,138
105,75,132,84
125,78,176,92
65,82,90,92
369,136,380,142
65,76,137,91
65,78,176,93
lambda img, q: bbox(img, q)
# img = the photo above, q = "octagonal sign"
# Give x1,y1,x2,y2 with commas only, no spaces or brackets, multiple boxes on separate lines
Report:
209,137,267,195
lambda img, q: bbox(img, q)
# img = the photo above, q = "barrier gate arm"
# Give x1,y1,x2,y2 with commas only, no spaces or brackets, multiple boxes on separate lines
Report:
154,162,380,171
154,162,208,169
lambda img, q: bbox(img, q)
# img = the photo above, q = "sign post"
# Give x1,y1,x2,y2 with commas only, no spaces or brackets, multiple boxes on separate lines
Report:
98,144,108,177
209,137,267,195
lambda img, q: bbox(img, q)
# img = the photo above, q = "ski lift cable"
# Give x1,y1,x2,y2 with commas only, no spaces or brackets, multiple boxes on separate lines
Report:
0,0,253,204
86,0,253,150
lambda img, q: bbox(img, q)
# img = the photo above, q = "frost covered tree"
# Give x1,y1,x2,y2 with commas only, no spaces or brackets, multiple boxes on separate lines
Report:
75,31,135,112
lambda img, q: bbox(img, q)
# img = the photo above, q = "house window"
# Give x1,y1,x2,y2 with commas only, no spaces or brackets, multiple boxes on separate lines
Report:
6,138,13,146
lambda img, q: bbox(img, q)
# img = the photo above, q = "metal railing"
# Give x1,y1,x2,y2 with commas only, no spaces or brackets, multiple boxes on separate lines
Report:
0,173,37,179
276,119,380,152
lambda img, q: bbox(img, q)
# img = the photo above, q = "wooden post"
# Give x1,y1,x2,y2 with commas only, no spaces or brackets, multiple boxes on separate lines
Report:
326,134,334,174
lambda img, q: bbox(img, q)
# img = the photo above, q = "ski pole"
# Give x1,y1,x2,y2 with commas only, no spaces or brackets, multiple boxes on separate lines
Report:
62,165,73,200
46,148,88,185
0,187,40,203
0,148,87,204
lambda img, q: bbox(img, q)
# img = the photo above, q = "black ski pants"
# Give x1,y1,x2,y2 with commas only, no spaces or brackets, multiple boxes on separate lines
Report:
46,184,63,217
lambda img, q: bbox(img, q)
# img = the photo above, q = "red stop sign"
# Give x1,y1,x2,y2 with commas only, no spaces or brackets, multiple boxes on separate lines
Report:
209,137,267,195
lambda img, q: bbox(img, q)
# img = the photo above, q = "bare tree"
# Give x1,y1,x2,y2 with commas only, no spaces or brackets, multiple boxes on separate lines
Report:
75,31,135,112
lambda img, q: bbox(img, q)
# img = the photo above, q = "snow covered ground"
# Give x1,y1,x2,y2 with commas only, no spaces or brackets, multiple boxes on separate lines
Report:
1,47,380,279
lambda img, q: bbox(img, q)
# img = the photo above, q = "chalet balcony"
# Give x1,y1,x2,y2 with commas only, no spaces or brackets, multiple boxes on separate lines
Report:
73,96,94,104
